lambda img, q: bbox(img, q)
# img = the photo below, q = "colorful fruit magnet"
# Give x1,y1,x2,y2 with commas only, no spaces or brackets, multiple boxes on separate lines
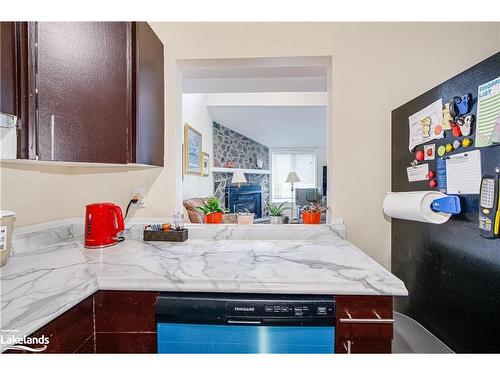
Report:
453,140,461,149
437,145,446,157
429,179,437,188
415,150,425,161
424,144,435,160
434,124,443,135
428,170,436,179
462,138,472,147
451,122,462,137
445,143,453,153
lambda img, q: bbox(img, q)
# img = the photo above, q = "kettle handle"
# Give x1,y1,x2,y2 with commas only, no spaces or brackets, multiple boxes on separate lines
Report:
112,205,125,233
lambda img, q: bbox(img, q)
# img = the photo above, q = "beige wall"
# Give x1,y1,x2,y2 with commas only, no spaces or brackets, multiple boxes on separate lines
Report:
182,94,215,200
1,23,499,269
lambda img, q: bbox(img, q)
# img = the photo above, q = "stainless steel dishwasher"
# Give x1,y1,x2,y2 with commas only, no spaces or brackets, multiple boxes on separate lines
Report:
156,292,336,354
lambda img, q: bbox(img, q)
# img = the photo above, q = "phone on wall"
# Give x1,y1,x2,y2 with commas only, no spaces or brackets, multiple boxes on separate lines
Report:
478,168,500,239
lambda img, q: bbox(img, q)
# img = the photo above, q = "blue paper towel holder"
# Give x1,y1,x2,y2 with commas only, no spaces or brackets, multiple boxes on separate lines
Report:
431,195,461,214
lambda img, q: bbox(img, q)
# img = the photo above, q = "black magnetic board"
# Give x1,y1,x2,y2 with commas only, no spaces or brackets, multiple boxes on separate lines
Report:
391,52,500,353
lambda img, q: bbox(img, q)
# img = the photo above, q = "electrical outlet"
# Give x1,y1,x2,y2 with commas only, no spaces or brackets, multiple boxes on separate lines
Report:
133,187,146,208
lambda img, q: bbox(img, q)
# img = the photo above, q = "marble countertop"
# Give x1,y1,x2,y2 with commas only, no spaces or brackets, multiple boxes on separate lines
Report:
0,241,98,351
1,221,407,351
86,238,406,296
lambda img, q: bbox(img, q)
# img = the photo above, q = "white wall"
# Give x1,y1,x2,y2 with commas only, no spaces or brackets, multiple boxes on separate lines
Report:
1,22,499,270
182,94,214,200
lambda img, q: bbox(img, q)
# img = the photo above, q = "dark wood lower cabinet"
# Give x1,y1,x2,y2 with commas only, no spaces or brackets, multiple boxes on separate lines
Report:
94,291,158,354
7,293,393,354
336,339,392,354
4,295,94,354
335,296,394,354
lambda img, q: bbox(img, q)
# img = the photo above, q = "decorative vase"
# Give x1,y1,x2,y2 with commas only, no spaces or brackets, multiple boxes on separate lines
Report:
256,158,263,169
237,213,254,225
269,216,283,225
302,211,321,224
205,212,223,224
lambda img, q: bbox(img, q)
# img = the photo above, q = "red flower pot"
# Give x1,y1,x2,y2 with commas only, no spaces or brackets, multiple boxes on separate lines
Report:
302,211,321,224
205,212,223,224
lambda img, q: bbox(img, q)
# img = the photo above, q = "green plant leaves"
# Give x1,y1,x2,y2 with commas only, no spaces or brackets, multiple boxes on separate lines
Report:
265,201,287,216
196,197,229,214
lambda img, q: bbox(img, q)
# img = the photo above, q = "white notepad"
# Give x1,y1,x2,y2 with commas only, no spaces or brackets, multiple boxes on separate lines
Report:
445,150,482,194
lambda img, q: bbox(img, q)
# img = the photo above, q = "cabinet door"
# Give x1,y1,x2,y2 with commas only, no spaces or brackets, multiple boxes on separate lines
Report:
35,22,131,163
0,22,17,115
335,296,394,354
132,22,164,166
336,338,392,354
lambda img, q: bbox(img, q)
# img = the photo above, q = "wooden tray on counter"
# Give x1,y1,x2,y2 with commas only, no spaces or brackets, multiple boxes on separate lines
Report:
143,228,188,242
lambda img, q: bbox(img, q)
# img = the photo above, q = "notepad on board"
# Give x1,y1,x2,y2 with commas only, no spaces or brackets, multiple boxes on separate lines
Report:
445,150,482,194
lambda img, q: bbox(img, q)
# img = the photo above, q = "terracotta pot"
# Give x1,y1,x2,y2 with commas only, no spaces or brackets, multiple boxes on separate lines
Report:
237,213,254,225
302,211,321,224
205,211,223,224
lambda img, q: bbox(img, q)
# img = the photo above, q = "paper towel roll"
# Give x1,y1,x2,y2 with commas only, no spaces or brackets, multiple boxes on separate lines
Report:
383,191,451,224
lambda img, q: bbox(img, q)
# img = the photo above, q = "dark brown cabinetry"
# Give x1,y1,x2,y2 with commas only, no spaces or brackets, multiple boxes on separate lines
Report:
35,22,131,163
9,293,394,354
132,22,164,167
335,296,394,354
7,291,159,354
0,22,17,116
5,22,164,165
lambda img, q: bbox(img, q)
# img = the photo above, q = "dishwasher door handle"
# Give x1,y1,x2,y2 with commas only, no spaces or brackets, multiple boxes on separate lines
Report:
227,319,262,325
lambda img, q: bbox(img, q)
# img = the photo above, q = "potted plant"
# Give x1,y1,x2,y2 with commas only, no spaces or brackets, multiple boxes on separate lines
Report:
301,203,326,224
196,197,228,224
266,201,287,224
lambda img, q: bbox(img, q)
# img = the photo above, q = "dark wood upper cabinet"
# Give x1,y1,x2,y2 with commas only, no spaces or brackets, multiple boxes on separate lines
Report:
10,22,164,165
0,22,17,116
132,22,164,167
34,22,131,163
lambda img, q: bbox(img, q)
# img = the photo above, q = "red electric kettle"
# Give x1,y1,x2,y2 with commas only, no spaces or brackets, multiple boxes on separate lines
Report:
84,203,125,249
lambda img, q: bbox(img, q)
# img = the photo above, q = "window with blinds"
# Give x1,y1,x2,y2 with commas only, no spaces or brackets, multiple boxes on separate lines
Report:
271,150,316,201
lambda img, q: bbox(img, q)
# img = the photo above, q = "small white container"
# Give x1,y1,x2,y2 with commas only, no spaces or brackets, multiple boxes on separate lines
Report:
269,216,283,225
1,210,16,267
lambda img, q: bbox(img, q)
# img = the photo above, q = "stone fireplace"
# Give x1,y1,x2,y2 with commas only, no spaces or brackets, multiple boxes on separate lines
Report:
225,184,263,219
212,122,270,215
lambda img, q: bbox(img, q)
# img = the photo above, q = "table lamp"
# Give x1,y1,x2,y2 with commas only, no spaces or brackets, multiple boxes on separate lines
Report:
285,172,301,222
231,170,247,187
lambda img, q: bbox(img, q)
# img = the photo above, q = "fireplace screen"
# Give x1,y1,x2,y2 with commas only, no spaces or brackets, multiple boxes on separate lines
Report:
225,185,263,219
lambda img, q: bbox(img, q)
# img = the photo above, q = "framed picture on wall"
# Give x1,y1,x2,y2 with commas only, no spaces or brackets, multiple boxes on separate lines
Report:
201,152,210,176
184,123,202,175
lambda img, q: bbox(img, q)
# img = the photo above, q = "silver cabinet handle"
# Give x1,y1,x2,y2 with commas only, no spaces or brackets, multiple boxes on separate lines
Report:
339,311,394,324
343,340,352,354
50,115,55,160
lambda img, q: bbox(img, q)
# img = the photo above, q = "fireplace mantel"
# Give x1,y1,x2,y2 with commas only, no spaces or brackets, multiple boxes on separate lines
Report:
212,167,271,174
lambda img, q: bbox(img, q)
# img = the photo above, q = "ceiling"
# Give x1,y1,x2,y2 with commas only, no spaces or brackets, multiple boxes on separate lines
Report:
208,106,326,148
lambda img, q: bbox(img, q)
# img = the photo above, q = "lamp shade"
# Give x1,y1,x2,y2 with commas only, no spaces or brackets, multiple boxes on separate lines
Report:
231,170,247,184
285,172,301,183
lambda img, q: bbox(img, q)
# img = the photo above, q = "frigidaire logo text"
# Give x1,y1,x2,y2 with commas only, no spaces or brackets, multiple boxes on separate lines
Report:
234,307,255,312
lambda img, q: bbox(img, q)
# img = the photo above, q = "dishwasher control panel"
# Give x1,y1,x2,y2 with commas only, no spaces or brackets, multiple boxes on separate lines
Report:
156,292,335,325
227,300,335,319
